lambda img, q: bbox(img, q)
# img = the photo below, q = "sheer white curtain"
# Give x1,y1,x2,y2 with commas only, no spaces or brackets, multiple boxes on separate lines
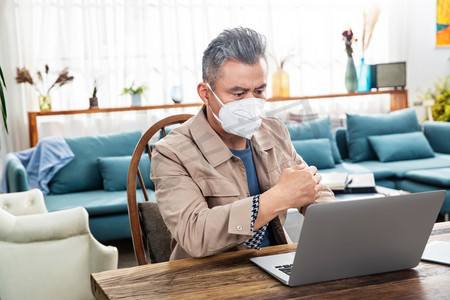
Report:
0,0,398,157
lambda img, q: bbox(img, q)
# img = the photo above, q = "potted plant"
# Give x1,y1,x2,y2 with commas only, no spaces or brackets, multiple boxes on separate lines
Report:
89,79,99,109
121,82,147,106
419,77,450,122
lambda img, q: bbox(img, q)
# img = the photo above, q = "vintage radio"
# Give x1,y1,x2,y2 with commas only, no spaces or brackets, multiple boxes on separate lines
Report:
370,62,406,90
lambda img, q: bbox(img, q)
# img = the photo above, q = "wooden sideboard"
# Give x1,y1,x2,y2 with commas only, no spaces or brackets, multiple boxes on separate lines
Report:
28,89,408,147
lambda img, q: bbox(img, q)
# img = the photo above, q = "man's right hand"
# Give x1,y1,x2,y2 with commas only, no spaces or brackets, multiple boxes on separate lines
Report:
254,164,322,230
270,164,322,210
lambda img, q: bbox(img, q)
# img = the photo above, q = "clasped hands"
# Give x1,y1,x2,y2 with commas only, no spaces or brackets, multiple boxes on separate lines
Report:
272,164,322,215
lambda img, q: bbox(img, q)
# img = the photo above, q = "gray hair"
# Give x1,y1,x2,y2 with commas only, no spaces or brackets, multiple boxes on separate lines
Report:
202,27,267,88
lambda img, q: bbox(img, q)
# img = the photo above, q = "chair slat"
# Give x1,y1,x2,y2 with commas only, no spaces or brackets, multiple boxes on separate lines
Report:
137,168,150,202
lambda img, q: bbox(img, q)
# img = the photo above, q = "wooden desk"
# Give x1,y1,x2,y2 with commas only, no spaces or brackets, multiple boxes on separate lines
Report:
28,89,407,147
91,221,450,300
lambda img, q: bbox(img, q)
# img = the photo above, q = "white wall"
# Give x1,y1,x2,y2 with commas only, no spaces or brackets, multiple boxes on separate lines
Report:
389,0,450,108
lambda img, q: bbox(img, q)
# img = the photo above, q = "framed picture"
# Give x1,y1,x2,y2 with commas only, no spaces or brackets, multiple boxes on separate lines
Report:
437,0,450,47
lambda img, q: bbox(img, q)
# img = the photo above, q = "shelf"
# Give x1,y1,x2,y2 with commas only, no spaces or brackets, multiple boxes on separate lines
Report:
27,89,408,147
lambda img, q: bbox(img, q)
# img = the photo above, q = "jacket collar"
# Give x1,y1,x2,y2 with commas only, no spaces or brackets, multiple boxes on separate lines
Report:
189,106,278,167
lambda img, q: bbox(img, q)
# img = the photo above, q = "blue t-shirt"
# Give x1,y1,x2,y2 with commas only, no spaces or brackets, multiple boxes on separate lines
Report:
230,143,271,247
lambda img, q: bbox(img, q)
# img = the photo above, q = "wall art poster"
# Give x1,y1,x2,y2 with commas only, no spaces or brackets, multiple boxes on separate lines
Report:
437,0,450,46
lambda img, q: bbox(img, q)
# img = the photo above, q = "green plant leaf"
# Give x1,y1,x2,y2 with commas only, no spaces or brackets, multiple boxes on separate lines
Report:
0,66,6,88
0,84,8,134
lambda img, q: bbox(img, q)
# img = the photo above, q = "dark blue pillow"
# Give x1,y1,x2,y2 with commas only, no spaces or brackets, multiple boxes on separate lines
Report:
368,132,435,162
286,117,342,163
97,155,154,191
346,108,421,162
291,139,335,169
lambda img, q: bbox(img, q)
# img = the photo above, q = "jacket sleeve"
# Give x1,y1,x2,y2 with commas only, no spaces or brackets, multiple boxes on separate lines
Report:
150,143,254,258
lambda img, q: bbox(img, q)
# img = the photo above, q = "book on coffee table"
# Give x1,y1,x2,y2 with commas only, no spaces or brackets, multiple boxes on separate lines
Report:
345,173,376,193
320,172,376,193
320,172,349,191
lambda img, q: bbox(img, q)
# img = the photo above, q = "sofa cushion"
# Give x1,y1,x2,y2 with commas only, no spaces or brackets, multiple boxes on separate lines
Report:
335,128,349,160
395,179,450,215
291,139,335,169
49,131,141,194
319,162,394,180
44,190,155,216
423,121,450,154
354,153,450,177
404,168,450,188
368,132,435,162
286,117,342,163
98,155,154,191
346,108,421,162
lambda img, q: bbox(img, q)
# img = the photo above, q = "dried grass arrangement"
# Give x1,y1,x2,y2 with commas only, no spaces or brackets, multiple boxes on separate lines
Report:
361,4,380,58
15,65,74,96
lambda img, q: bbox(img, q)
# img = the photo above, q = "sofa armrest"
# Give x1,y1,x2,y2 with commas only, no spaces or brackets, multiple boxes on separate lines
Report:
423,121,450,154
6,155,29,192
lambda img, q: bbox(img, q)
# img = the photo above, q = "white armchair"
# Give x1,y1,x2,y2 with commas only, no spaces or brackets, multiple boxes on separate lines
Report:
0,189,118,300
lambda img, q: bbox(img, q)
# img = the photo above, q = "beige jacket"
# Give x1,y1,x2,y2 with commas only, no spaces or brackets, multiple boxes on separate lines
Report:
150,107,335,260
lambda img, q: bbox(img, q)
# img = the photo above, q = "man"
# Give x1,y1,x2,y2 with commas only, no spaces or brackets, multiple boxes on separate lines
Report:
151,27,335,261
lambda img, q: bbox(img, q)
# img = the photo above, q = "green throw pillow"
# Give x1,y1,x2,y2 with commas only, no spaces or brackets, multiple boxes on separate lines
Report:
346,108,421,162
368,132,435,162
49,131,142,194
291,138,335,169
97,155,154,191
286,117,342,163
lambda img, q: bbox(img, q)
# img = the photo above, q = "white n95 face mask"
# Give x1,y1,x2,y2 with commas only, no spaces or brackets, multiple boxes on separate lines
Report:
207,83,265,140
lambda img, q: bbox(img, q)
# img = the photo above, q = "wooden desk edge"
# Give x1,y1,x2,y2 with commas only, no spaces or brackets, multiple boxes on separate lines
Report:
90,221,449,300
90,243,297,300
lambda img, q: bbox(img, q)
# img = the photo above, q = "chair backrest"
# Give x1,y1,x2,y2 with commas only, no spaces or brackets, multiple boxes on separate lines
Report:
0,189,47,216
127,114,193,265
0,191,118,300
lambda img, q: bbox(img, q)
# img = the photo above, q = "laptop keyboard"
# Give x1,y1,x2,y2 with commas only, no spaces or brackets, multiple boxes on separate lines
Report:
275,264,293,276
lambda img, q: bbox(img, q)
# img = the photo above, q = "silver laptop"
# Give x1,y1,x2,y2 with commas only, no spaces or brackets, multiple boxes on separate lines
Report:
251,190,445,286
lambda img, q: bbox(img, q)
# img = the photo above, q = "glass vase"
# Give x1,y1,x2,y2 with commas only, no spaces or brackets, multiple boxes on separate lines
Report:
170,85,183,103
38,94,52,112
357,58,371,92
345,57,357,93
272,67,290,97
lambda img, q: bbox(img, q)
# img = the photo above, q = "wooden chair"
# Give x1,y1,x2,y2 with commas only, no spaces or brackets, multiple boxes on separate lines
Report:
127,114,193,265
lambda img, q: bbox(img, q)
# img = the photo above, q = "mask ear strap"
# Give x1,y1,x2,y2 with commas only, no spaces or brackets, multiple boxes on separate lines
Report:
206,83,225,107
205,83,224,124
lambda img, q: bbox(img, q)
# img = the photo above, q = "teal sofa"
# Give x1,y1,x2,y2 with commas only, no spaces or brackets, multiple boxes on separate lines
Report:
287,108,450,218
5,131,155,241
